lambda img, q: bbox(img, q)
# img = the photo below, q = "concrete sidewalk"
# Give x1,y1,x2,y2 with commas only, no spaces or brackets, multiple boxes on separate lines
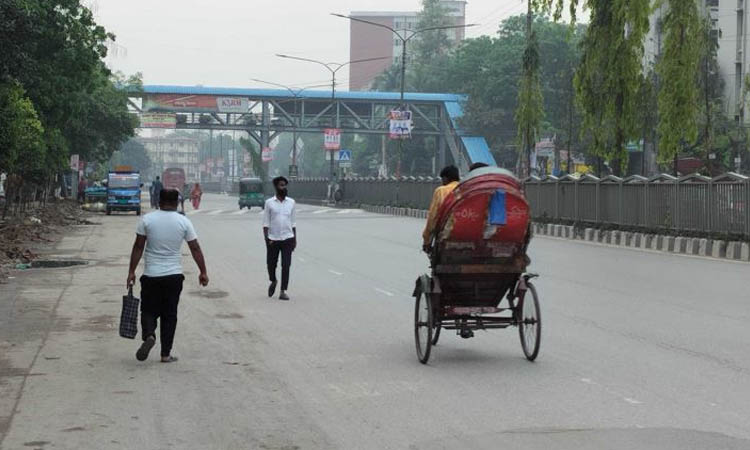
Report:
0,214,328,450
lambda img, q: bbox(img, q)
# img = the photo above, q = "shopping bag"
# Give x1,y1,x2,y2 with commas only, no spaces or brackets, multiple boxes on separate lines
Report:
119,287,140,339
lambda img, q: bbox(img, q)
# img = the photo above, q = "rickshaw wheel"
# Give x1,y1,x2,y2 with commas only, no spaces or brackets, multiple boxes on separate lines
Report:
414,288,433,364
431,322,441,346
518,281,541,361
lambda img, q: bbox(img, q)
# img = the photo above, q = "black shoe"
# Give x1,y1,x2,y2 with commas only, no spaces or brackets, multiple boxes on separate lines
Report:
279,292,290,301
268,281,277,298
136,336,156,361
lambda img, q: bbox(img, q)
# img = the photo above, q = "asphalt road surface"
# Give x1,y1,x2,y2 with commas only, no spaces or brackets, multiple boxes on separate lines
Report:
1,193,749,449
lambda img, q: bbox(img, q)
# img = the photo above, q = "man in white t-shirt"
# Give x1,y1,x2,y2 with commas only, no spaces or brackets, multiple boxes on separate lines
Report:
127,189,209,363
263,176,296,301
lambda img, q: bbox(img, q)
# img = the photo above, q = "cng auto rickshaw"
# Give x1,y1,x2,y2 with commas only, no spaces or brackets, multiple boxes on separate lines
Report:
238,177,265,210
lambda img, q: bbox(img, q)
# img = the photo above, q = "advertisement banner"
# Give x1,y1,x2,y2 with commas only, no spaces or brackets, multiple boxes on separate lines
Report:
139,113,177,129
389,110,412,139
324,128,341,150
143,94,249,113
262,147,273,162
70,154,79,171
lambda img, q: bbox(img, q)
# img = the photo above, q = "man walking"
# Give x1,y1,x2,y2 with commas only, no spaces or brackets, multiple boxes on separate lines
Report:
127,189,209,363
150,176,163,209
263,176,296,301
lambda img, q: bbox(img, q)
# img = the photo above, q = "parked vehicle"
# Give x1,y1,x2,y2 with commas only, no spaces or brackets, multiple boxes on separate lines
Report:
106,171,142,215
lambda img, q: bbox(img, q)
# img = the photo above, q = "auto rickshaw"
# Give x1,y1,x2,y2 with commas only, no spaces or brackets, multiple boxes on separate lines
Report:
238,177,265,210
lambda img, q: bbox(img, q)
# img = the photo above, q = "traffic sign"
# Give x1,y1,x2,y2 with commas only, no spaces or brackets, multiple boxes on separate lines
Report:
338,150,352,161
324,128,341,150
288,165,299,178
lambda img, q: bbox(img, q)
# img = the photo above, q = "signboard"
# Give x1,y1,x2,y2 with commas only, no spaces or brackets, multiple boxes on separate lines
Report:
70,154,79,171
338,150,352,163
389,110,412,139
262,147,273,162
289,165,299,178
139,113,177,129
143,94,249,113
324,128,341,150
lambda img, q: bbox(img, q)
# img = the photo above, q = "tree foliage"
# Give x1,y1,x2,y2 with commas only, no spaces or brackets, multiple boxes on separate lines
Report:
574,0,650,174
515,8,545,176
0,0,137,200
655,0,703,164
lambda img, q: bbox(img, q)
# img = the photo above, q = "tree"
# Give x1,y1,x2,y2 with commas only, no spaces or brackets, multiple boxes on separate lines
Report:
411,0,453,92
110,139,152,173
574,0,651,175
515,4,544,177
656,0,703,171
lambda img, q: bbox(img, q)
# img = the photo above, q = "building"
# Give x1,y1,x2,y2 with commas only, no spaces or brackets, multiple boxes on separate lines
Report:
136,136,200,182
645,0,746,122
348,1,466,91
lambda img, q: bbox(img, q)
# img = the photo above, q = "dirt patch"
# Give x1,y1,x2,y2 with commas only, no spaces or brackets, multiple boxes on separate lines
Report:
215,312,244,319
23,441,51,447
30,260,87,269
189,289,229,299
61,426,85,433
0,200,96,282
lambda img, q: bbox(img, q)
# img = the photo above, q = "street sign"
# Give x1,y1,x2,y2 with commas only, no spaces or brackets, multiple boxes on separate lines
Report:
70,154,79,171
324,128,341,150
338,150,352,161
262,147,273,162
389,110,412,139
289,165,299,178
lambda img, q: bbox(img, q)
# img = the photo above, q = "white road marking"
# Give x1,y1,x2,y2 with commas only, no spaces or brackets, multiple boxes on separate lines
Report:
313,209,331,214
298,257,306,263
580,378,593,384
374,288,395,297
328,269,343,276
186,210,203,215
208,209,225,215
232,209,250,215
623,397,643,405
337,209,353,214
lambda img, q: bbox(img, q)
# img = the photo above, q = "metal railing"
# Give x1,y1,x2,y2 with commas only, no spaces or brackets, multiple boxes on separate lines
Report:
524,173,750,237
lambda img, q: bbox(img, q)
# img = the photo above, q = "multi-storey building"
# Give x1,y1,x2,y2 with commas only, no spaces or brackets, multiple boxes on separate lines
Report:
348,1,466,91
136,137,200,182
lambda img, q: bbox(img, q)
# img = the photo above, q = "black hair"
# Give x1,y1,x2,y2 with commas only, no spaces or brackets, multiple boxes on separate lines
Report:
439,165,460,182
469,162,489,171
159,189,179,205
156,176,160,180
272,176,289,187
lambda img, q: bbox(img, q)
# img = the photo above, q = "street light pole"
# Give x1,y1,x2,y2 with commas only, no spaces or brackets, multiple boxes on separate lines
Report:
275,54,389,198
331,14,477,177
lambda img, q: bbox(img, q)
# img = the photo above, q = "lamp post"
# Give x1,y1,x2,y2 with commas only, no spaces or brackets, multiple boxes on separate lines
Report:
275,54,389,197
250,79,330,179
331,13,477,176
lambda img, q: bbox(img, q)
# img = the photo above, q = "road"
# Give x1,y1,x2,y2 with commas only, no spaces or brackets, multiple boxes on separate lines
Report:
1,193,749,449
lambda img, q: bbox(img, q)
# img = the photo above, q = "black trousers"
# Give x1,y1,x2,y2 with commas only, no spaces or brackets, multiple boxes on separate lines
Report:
267,238,294,291
140,274,184,357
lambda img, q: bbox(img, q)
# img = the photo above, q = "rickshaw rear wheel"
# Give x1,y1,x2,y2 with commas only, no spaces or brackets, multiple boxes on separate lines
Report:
414,288,433,364
518,281,541,361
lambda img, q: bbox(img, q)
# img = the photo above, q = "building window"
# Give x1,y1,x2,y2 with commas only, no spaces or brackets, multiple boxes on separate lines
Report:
705,0,718,6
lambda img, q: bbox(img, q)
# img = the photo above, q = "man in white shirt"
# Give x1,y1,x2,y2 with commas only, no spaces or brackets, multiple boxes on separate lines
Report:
127,189,209,363
263,176,297,301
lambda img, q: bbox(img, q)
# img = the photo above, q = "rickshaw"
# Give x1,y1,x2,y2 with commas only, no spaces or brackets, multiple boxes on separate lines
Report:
413,167,541,364
238,177,265,210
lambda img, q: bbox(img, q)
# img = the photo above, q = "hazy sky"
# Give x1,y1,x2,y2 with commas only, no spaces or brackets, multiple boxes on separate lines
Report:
93,0,536,90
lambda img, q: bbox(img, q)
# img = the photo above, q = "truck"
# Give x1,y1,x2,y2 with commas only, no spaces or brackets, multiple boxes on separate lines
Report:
106,171,142,215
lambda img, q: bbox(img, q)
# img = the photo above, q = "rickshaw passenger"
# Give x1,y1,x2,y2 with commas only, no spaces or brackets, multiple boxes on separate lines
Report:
422,165,460,252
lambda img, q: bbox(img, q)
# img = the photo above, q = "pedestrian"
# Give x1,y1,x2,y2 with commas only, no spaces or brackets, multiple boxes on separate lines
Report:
77,177,86,203
151,176,163,209
422,165,460,253
263,176,296,301
126,189,209,363
190,182,203,210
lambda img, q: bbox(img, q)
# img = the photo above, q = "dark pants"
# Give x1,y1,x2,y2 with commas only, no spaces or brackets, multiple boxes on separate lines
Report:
140,274,184,357
267,238,294,291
